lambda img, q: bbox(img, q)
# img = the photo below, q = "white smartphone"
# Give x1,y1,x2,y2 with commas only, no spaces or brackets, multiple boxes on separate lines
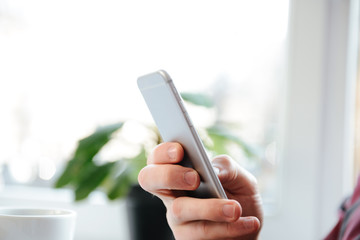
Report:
137,70,227,199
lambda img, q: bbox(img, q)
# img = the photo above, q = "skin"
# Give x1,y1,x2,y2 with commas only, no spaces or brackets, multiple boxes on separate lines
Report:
138,142,264,240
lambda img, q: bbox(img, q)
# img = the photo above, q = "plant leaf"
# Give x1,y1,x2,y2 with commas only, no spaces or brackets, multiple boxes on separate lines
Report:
107,170,132,200
107,148,147,200
74,162,116,201
75,122,125,164
55,122,124,188
206,125,258,158
181,92,215,108
206,133,229,156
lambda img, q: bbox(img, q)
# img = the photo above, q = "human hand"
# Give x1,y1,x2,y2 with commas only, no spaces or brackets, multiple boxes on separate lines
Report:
138,142,263,240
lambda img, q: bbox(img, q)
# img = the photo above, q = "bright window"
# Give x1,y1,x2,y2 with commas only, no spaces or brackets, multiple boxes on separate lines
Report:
0,0,289,211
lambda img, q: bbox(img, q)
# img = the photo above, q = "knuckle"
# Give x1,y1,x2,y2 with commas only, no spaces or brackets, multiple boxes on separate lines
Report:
212,154,232,166
220,154,233,163
137,165,154,191
226,222,239,237
147,142,168,164
137,168,146,188
170,198,183,222
147,147,157,164
172,229,189,240
200,221,211,236
161,168,173,186
248,174,258,186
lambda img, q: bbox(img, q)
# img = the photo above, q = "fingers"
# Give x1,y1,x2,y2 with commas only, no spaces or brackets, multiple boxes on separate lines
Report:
138,164,200,196
173,217,261,240
148,142,184,164
140,144,263,239
168,196,260,239
169,197,242,224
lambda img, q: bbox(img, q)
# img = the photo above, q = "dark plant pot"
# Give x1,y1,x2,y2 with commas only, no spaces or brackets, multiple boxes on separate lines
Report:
126,184,174,240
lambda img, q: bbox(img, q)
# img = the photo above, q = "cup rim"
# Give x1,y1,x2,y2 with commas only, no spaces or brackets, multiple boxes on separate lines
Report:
0,207,76,218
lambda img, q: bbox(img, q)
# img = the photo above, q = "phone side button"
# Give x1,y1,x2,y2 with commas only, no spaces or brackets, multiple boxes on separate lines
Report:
178,100,187,113
184,112,194,127
169,82,187,113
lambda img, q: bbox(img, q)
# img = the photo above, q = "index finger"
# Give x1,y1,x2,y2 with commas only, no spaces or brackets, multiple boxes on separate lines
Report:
148,142,184,164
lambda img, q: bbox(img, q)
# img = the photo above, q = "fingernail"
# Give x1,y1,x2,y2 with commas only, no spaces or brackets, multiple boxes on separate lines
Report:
168,146,177,161
243,219,255,229
222,204,235,218
184,171,197,186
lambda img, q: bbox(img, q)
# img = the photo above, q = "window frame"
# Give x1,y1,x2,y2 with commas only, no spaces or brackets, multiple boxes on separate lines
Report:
262,0,359,239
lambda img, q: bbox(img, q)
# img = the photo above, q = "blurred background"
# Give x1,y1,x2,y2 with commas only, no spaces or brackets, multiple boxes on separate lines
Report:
0,0,359,239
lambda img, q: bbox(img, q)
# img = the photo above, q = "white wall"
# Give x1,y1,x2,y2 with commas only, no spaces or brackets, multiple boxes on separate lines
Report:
261,0,359,239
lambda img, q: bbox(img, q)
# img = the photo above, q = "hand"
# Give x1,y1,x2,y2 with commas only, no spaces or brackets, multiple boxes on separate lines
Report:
138,142,264,240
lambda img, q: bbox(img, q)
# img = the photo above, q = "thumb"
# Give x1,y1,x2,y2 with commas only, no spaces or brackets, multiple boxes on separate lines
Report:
211,155,258,196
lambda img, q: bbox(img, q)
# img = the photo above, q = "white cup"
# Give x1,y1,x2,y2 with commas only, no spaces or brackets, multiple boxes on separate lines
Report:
0,207,76,240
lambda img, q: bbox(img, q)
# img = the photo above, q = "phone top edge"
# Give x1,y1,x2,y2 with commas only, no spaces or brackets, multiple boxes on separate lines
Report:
157,69,172,81
137,70,172,90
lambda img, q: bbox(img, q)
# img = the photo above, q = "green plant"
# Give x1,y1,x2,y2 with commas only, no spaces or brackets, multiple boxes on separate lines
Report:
55,93,257,201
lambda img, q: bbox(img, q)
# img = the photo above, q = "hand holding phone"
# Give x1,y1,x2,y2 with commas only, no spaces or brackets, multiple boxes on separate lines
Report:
137,70,227,199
